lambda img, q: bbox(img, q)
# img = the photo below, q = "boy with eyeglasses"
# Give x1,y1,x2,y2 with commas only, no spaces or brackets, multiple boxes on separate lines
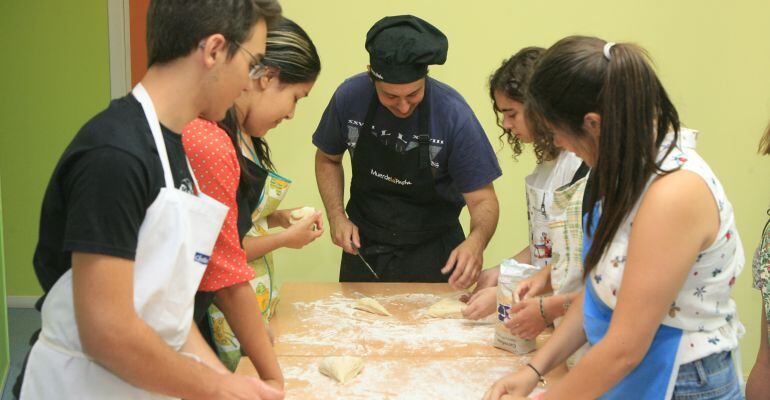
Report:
16,1,283,399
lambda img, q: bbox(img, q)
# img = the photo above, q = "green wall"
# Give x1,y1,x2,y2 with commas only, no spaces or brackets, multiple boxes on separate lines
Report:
0,179,9,388
1,0,768,377
0,0,111,296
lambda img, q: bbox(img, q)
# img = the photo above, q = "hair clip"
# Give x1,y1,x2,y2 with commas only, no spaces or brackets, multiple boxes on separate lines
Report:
603,42,616,60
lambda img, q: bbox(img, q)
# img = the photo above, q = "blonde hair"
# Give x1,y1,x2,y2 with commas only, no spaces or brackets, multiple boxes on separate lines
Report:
263,18,320,84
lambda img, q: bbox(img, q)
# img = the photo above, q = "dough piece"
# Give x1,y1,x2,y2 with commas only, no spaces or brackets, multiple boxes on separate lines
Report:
318,356,364,384
353,297,391,316
289,206,317,224
427,298,467,318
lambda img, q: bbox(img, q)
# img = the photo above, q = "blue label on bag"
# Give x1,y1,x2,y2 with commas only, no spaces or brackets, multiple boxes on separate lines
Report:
497,304,511,321
194,252,211,265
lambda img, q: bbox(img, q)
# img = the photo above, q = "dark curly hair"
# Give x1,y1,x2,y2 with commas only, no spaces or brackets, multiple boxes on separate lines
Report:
489,47,559,163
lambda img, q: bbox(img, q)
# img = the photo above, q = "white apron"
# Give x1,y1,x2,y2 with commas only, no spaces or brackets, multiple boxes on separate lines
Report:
548,175,588,297
524,151,582,268
547,174,590,368
20,84,228,399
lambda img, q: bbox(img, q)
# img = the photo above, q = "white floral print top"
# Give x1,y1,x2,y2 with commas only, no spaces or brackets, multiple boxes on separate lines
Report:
589,131,745,365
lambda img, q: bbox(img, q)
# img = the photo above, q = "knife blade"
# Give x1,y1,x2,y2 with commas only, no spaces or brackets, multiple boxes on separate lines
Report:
352,241,379,279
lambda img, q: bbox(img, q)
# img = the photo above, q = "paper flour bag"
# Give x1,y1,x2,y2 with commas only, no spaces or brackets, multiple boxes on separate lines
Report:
494,259,540,354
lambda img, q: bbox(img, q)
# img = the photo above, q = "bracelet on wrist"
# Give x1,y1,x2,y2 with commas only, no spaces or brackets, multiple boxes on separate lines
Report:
538,296,549,323
526,362,547,387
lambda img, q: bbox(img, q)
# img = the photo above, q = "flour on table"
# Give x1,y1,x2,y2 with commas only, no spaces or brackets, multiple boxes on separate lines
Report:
283,357,538,399
278,292,496,355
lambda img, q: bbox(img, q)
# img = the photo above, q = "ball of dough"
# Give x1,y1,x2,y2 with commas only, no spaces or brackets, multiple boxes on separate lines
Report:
289,206,317,224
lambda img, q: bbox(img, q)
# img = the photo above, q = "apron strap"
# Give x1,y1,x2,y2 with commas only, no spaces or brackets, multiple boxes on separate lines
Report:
418,134,430,169
185,158,202,194
417,81,431,169
239,130,263,169
569,161,591,185
363,90,380,137
132,84,174,188
132,83,202,194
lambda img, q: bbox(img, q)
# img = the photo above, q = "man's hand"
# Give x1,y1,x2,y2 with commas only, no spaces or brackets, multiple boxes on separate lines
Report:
329,213,360,254
445,183,499,289
441,236,484,289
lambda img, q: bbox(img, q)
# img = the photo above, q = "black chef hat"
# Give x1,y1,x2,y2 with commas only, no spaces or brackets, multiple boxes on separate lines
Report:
365,15,448,84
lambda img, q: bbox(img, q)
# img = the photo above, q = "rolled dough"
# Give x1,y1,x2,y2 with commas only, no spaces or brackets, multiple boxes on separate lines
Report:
353,297,391,316
318,356,364,384
427,298,467,318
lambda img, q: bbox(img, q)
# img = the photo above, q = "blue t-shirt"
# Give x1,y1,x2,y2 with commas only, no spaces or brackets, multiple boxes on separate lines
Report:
312,73,502,206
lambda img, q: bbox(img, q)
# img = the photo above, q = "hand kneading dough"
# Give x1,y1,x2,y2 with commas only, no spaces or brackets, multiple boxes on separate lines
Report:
289,206,316,224
353,297,391,316
319,356,364,383
427,298,467,318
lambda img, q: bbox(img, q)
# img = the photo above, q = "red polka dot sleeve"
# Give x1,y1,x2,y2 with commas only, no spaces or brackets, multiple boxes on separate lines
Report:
182,118,255,292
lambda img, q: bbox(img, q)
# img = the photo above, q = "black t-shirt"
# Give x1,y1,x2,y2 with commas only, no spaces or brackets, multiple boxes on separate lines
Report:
33,94,195,303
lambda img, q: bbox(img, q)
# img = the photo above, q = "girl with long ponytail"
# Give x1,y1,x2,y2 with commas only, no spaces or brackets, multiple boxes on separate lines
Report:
485,36,744,400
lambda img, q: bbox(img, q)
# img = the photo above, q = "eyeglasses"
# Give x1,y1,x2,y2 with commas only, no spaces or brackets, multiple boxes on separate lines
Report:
234,42,269,80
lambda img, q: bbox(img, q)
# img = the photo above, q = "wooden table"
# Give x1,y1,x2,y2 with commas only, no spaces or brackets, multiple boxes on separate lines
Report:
237,282,563,399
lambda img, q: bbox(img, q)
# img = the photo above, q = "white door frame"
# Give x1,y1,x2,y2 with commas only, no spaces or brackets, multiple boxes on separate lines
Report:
107,0,132,99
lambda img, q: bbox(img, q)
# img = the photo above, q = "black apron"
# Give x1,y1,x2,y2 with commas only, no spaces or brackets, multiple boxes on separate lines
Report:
341,83,464,282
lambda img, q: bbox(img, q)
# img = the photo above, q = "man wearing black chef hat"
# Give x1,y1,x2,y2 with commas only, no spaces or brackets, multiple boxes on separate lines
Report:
313,15,501,289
